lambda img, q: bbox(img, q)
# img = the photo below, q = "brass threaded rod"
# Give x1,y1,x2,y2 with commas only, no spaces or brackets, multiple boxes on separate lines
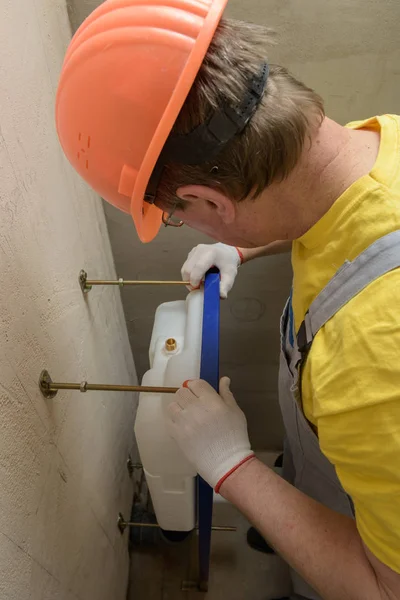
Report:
120,521,236,532
79,270,192,293
47,382,179,394
39,371,180,400
86,280,189,286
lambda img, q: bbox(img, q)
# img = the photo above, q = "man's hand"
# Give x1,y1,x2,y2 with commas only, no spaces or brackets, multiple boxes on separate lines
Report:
166,378,254,491
181,243,242,298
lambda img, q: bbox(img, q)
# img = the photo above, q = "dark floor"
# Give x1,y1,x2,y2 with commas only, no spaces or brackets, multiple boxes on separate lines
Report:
127,453,291,600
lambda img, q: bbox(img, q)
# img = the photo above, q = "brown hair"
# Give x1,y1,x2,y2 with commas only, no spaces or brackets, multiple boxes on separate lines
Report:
156,18,324,208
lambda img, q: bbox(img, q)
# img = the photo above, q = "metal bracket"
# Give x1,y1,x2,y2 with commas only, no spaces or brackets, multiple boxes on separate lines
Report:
79,270,91,294
127,456,142,477
127,456,134,477
39,370,58,399
117,512,127,534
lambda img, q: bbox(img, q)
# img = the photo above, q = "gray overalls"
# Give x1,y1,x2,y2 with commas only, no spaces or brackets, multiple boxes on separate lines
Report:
279,231,400,599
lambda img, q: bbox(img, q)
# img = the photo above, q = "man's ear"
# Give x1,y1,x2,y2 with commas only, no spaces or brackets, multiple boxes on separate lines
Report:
176,185,236,224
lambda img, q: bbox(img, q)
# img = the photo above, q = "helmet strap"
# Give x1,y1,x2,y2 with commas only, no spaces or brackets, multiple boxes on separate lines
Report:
145,63,269,203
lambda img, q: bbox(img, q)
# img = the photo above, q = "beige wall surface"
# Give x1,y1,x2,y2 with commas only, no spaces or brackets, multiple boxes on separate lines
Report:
68,0,400,450
0,1,138,599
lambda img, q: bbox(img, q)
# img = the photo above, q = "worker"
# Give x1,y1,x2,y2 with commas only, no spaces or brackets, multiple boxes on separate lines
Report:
56,1,400,598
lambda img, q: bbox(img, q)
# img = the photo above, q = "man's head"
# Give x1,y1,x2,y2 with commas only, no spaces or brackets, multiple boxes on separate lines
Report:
56,1,324,244
155,19,325,245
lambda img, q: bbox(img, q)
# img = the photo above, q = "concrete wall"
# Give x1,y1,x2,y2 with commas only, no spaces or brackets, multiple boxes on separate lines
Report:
0,1,137,599
68,0,400,451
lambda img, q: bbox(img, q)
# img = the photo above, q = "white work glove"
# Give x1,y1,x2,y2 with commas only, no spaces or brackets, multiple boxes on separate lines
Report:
181,243,243,299
167,378,255,492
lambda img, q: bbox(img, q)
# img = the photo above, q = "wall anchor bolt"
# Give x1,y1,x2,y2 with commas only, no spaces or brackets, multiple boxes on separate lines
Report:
79,269,190,293
117,513,236,535
38,370,179,399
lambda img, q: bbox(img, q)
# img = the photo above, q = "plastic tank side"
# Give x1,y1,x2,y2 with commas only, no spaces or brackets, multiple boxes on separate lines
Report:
134,290,204,531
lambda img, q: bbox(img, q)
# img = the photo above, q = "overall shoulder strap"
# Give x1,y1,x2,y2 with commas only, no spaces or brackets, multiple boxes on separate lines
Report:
297,230,400,353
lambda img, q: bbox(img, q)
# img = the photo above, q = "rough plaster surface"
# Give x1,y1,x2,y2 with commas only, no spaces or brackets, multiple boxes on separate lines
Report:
67,0,400,451
0,1,138,598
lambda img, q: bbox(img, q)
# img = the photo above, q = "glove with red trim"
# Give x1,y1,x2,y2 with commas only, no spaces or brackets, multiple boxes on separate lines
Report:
181,243,243,299
166,377,255,492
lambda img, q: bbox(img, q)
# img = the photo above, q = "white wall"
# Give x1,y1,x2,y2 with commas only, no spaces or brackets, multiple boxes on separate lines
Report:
0,1,138,599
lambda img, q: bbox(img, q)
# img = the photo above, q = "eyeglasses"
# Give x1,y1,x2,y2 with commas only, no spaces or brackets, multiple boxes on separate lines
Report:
161,202,184,228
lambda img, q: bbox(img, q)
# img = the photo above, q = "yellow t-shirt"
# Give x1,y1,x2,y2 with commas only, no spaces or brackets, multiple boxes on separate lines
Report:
292,114,400,574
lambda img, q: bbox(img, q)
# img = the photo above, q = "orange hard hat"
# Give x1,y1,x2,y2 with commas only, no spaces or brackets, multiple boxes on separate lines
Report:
55,0,229,243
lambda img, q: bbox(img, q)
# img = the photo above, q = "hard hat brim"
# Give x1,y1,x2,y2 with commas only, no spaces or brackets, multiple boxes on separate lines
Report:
131,0,229,243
